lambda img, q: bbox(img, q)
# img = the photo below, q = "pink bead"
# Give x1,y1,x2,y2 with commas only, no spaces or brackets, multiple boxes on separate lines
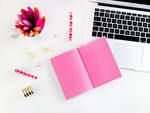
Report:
22,72,26,75
31,75,34,78
14,69,38,80
70,22,72,24
69,12,73,41
69,17,72,19
69,28,72,32
15,69,18,72
27,74,31,76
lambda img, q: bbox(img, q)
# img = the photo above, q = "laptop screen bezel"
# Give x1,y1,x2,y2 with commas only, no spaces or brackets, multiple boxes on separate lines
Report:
114,0,150,5
90,0,150,10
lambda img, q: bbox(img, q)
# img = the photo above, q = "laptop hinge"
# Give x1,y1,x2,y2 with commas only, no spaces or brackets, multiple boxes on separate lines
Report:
98,2,150,12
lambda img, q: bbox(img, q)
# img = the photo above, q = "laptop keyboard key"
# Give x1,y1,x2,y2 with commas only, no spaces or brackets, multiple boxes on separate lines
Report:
103,23,107,27
106,10,110,13
92,32,97,36
97,32,102,37
138,22,142,26
123,25,127,30
146,19,150,23
105,28,109,32
99,27,104,32
122,20,127,24
102,18,106,22
102,32,107,37
100,13,104,17
126,16,130,20
128,21,132,25
94,17,101,21
95,8,99,11
112,19,116,23
143,23,147,27
117,20,122,24
144,28,148,32
105,13,109,17
120,30,124,34
147,38,150,43
93,26,98,31
114,34,139,42
110,29,114,33
131,31,135,36
107,18,111,22
125,31,130,35
140,38,146,43
108,34,114,39
136,32,140,36
146,33,150,37
139,27,143,32
115,29,119,34
115,15,120,19
133,22,137,26
134,27,138,31
141,18,145,22
141,33,145,37
113,24,117,28
131,16,135,20
129,26,133,30
95,12,99,16
118,25,122,29
100,9,105,12
108,23,112,28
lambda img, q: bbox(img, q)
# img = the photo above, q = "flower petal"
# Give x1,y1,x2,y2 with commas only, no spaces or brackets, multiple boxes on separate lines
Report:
23,26,30,31
15,24,23,29
26,6,34,19
22,20,32,27
24,31,29,36
41,16,46,24
27,6,34,14
36,18,43,26
29,30,34,37
34,7,40,20
21,9,26,14
33,26,41,32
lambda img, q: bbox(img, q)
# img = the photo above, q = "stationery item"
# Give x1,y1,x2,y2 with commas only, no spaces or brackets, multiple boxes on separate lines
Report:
23,49,36,59
15,6,46,37
14,69,38,79
51,37,121,99
69,12,73,41
22,86,34,97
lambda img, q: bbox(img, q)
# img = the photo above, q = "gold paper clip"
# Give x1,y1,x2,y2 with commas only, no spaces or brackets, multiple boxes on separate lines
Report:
22,86,34,97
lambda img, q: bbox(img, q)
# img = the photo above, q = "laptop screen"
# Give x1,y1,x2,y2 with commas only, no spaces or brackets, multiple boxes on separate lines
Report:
115,0,150,5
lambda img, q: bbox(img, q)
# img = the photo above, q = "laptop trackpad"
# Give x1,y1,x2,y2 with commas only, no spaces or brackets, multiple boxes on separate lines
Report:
114,44,143,68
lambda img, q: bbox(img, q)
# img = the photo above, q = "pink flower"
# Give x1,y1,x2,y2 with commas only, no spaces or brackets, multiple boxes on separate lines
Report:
15,6,46,37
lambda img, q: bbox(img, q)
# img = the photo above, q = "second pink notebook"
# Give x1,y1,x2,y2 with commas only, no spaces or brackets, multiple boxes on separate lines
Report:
51,37,121,99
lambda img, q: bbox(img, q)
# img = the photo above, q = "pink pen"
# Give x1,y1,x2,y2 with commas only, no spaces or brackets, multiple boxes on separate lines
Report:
69,12,73,41
14,69,38,79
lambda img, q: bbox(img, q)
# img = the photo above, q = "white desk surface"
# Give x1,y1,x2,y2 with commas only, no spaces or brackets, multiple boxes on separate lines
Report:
0,0,150,113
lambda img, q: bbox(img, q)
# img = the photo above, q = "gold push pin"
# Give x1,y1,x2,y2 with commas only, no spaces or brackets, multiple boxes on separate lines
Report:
22,86,34,97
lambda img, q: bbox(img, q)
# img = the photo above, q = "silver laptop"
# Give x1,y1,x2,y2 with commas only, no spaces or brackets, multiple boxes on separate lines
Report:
86,0,150,71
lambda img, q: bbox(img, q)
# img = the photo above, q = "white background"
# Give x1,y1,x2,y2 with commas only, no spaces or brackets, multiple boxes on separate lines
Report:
0,0,150,113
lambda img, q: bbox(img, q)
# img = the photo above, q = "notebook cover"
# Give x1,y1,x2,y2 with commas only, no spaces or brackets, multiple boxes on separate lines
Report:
78,37,121,87
51,49,93,99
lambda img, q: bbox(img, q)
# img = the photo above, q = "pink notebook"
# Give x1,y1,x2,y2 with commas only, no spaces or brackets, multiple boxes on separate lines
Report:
51,37,121,99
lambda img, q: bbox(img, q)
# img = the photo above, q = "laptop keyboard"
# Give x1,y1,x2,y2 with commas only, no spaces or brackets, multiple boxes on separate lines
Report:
92,8,150,43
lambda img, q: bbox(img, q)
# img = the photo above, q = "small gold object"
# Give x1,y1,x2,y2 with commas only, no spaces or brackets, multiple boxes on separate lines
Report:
22,86,34,97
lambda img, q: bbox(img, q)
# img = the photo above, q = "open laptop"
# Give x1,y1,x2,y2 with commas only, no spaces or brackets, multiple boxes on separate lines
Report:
86,0,150,71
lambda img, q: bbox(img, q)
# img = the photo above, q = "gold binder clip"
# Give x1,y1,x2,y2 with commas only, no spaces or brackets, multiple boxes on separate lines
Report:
22,86,34,97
